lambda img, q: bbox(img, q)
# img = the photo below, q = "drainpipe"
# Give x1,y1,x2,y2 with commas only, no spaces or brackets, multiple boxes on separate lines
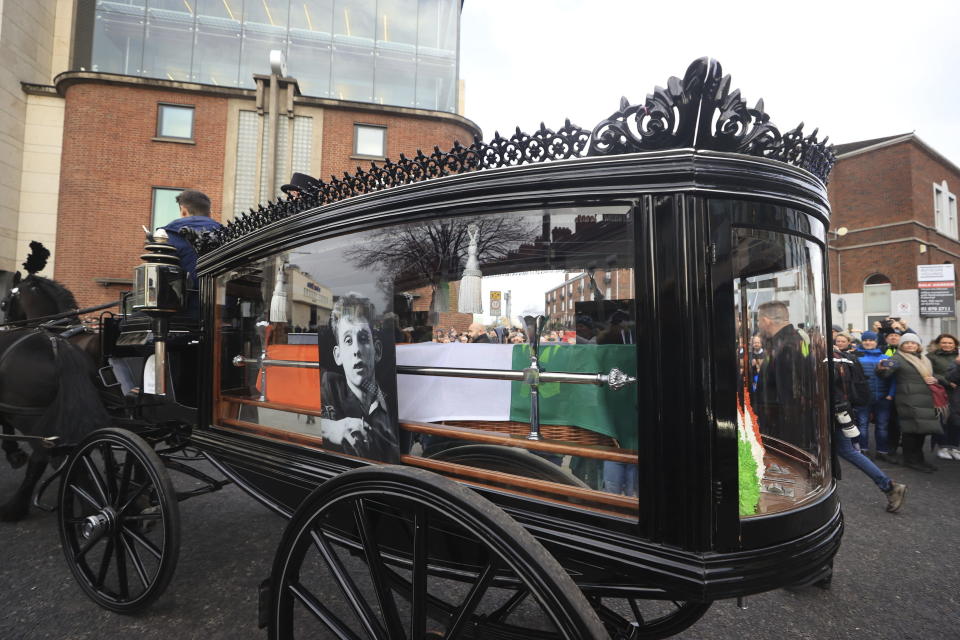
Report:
266,50,286,198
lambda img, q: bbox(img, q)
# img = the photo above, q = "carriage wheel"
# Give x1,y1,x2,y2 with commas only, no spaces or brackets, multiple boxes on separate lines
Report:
268,465,607,639
57,427,180,613
587,594,711,640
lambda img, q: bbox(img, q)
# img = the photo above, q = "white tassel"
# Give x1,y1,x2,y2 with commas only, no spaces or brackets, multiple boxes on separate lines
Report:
269,259,288,323
458,223,483,314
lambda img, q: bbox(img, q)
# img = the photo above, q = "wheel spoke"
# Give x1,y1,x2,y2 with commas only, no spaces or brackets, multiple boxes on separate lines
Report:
94,538,115,589
77,529,106,560
446,557,499,638
119,481,151,514
289,581,363,640
99,443,120,504
410,505,428,640
353,499,405,638
121,525,162,560
117,452,134,498
81,454,110,507
486,586,529,623
122,513,162,522
121,533,151,589
310,528,388,640
591,599,631,632
69,482,103,511
628,598,646,625
115,533,129,599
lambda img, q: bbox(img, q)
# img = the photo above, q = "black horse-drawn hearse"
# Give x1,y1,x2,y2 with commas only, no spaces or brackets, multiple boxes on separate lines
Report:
0,58,841,639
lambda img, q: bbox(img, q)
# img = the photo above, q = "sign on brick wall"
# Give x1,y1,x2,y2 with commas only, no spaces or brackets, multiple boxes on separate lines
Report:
918,264,956,317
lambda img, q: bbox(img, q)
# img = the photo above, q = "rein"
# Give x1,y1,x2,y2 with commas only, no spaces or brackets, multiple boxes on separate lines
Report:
0,300,118,330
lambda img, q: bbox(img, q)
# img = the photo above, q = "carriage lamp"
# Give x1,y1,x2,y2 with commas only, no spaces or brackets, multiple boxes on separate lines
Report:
133,228,186,396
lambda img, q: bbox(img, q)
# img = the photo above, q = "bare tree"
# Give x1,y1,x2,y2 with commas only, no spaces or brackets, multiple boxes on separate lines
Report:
349,216,536,291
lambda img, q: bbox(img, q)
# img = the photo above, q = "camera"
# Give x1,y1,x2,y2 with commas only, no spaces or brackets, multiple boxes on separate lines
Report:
834,402,860,439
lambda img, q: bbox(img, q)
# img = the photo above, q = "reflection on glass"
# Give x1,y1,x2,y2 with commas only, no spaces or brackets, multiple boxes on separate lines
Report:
413,54,454,111
287,0,334,97
92,0,147,75
192,0,242,86
142,0,195,81
81,0,460,112
731,224,830,517
331,49,374,102
377,0,418,45
238,0,289,86
214,205,639,515
374,47,416,107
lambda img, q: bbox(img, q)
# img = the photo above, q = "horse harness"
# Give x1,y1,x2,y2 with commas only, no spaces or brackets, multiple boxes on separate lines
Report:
0,326,84,416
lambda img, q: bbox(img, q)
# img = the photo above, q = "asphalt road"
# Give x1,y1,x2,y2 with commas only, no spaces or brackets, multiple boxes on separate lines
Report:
1,451,958,639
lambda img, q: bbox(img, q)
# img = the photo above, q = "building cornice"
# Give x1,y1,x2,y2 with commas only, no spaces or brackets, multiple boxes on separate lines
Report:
834,133,915,160
21,82,59,97
48,71,482,138
836,132,960,178
832,236,960,262
832,219,960,248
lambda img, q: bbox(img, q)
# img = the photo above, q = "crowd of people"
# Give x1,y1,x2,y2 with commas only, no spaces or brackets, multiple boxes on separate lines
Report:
747,305,960,514
822,317,960,513
424,313,635,347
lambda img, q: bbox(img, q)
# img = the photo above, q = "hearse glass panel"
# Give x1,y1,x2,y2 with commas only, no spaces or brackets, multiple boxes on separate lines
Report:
729,220,831,517
214,204,639,516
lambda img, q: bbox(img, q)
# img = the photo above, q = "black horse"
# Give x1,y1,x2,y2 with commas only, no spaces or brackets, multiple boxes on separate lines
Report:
0,243,111,521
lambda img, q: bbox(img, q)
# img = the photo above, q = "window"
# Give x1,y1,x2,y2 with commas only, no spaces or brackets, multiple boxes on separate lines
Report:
152,187,184,229
354,124,386,157
729,225,830,517
157,104,194,139
77,0,460,112
863,283,891,315
214,204,638,513
864,273,891,285
934,180,958,239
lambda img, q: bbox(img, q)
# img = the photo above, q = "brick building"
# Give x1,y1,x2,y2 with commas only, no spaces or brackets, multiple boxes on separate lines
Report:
828,133,960,337
1,0,479,309
544,268,634,328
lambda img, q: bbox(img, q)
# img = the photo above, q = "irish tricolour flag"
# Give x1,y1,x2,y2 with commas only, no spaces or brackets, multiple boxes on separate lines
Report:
397,342,637,449
736,387,766,515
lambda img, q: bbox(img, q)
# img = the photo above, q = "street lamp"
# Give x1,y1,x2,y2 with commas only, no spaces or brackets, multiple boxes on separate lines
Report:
829,226,849,327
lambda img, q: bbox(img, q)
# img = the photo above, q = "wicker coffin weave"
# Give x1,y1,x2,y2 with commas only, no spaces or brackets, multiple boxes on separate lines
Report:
440,420,617,447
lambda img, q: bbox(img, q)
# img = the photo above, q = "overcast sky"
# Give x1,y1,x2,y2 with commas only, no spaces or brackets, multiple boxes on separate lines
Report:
460,0,960,167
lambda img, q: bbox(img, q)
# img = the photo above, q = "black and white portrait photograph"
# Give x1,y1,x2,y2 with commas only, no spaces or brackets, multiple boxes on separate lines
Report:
318,294,400,463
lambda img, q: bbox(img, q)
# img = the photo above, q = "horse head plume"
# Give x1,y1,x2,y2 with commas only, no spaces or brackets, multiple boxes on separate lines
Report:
22,241,50,275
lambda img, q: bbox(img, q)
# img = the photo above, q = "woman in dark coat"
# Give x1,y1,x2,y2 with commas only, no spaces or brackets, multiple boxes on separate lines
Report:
929,333,960,460
879,333,944,472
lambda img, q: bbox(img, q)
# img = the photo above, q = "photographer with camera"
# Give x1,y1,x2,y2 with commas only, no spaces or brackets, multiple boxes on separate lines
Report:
832,336,906,513
878,317,910,348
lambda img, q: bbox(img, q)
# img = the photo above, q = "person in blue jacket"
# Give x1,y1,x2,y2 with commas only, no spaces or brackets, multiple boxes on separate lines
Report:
855,331,896,461
162,189,222,287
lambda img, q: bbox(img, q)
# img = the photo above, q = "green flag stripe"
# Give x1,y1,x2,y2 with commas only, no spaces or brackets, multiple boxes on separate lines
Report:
509,344,638,450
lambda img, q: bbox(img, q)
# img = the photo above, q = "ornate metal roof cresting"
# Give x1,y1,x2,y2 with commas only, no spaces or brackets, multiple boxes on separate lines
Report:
188,57,835,256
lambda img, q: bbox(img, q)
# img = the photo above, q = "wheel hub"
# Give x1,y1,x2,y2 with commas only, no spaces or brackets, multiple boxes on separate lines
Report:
81,506,117,541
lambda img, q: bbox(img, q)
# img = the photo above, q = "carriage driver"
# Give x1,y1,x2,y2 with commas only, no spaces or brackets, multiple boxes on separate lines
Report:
162,189,223,288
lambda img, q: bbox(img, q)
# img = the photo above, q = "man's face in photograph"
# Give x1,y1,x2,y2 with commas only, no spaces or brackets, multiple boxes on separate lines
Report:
333,316,378,389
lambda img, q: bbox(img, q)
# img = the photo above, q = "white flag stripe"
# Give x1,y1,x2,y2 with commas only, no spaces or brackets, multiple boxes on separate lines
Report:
396,342,514,423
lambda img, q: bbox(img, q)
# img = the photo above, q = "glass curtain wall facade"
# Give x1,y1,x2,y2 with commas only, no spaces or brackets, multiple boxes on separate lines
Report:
76,0,460,112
